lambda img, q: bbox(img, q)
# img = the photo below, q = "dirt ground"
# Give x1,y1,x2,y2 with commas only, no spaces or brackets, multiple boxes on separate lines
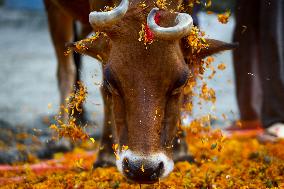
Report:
0,8,238,133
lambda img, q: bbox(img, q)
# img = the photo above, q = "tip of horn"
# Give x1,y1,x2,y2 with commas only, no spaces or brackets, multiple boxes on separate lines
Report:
89,0,129,28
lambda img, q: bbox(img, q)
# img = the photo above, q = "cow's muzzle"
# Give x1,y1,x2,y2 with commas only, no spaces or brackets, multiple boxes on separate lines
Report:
116,150,174,183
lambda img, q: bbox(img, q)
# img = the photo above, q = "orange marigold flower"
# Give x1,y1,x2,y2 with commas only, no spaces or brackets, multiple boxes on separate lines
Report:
218,63,227,70
218,11,231,24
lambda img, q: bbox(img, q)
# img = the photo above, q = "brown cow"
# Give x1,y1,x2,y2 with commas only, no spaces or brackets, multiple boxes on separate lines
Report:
45,0,236,184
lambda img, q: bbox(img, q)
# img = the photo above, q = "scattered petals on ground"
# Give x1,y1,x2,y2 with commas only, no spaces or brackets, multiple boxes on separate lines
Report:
1,138,283,189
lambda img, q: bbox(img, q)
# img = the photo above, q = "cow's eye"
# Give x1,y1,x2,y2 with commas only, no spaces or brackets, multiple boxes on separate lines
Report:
171,71,189,95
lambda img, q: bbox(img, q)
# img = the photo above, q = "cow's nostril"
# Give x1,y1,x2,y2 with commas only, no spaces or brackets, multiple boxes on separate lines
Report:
122,158,129,170
158,162,164,170
152,161,164,178
123,158,128,165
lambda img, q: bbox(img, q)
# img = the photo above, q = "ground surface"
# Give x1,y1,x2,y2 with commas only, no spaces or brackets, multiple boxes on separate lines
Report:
1,136,283,188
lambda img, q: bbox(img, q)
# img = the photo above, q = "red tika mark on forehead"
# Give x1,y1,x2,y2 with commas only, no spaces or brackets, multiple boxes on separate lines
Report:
145,12,161,43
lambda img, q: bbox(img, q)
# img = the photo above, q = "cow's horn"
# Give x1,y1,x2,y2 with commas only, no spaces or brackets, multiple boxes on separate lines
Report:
147,8,193,40
89,0,129,28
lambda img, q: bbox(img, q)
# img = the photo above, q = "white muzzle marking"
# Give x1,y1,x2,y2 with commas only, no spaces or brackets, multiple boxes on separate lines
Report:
116,149,174,179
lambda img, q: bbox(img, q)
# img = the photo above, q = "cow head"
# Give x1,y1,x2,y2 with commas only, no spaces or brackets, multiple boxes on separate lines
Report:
70,0,236,183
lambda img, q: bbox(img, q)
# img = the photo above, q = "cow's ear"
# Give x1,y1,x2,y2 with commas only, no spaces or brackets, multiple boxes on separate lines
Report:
197,39,238,59
66,34,110,64
182,38,238,61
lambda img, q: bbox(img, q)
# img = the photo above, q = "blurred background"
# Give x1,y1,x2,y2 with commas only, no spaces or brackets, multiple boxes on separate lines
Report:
0,0,238,161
